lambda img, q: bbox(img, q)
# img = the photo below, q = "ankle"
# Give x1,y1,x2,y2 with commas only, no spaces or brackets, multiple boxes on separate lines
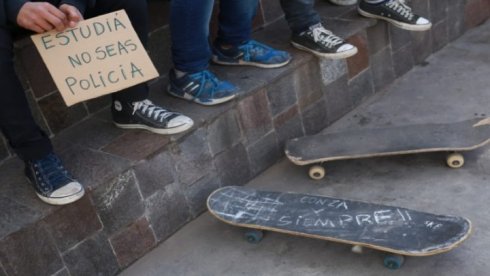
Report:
174,69,187,79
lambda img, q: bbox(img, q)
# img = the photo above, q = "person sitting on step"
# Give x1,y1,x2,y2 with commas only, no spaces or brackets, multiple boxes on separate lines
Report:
167,0,292,106
1,0,193,206
358,0,431,31
324,0,432,31
280,0,359,59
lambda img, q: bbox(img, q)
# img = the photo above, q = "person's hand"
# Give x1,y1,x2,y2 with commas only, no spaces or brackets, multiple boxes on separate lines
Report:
59,4,83,28
16,2,68,33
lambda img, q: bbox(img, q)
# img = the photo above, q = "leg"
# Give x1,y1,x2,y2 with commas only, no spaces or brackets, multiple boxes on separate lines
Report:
0,28,52,161
211,0,291,68
216,0,259,46
282,0,358,59
280,0,321,34
85,0,194,134
170,0,214,73
167,0,237,106
85,0,150,102
0,28,84,205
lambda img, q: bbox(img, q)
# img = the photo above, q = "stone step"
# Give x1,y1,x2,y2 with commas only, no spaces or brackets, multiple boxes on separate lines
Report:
1,1,488,275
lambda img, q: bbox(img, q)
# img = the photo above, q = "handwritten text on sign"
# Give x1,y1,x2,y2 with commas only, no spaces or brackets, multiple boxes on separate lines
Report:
31,10,159,106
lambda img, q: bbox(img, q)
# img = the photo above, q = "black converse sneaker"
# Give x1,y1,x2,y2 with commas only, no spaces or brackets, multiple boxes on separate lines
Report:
25,153,85,205
291,23,358,59
112,99,194,135
358,0,432,31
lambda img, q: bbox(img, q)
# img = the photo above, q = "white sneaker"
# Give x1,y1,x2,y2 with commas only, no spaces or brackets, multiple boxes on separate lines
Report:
25,153,85,205
112,99,194,135
358,0,432,31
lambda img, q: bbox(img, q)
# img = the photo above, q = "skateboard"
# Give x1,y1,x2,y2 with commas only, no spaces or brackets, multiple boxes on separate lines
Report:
285,118,490,180
207,186,472,270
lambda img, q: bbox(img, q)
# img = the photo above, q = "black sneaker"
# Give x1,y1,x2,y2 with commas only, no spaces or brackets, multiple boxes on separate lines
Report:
25,153,84,205
112,99,194,135
291,23,358,59
358,0,432,31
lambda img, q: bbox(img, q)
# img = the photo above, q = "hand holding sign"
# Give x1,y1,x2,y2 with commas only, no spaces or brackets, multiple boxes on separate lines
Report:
17,2,70,33
31,10,159,106
59,4,84,28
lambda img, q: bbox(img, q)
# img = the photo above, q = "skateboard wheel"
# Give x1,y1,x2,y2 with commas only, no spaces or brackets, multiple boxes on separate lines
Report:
383,255,405,270
309,165,325,180
446,153,464,169
351,245,363,254
244,230,264,244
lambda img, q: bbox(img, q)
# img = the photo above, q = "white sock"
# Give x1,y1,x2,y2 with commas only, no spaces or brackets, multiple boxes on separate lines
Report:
174,69,187,78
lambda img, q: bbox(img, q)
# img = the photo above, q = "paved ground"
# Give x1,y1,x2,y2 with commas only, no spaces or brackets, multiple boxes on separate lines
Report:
121,21,490,276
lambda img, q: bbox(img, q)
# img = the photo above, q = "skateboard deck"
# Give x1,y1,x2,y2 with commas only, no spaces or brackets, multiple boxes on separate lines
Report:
207,186,471,266
285,118,490,179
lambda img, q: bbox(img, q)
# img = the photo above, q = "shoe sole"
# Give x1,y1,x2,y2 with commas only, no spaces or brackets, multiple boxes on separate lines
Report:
211,55,291,69
329,0,357,6
167,86,237,106
114,120,194,135
37,188,85,205
291,42,359,59
358,7,432,32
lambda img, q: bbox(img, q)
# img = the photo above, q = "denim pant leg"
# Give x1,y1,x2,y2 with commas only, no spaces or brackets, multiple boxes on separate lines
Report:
280,0,321,34
0,28,53,161
171,0,214,73
216,0,258,46
85,0,150,102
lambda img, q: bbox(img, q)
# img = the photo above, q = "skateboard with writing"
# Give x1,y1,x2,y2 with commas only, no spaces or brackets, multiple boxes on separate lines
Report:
207,186,472,270
285,118,490,180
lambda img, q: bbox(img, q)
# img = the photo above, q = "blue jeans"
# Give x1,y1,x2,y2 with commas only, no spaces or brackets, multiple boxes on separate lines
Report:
171,0,258,73
280,0,321,34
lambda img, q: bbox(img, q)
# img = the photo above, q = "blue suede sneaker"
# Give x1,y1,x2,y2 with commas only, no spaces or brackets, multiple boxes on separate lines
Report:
212,40,291,68
168,69,237,106
25,153,84,205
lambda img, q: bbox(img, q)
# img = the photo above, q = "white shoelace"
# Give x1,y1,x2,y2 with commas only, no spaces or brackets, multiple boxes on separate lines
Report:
132,99,175,122
310,25,344,48
386,0,414,20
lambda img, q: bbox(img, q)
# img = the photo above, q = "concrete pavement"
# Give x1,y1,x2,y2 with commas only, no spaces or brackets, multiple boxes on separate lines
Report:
121,20,490,276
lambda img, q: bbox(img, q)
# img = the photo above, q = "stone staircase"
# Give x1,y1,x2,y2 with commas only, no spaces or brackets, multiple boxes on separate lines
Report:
0,1,488,275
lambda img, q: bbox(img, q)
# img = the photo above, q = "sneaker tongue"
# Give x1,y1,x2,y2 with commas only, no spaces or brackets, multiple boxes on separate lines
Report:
309,23,324,31
309,23,333,36
133,99,153,107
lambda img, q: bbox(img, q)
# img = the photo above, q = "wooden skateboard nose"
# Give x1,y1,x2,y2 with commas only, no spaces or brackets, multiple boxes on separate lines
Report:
473,117,490,127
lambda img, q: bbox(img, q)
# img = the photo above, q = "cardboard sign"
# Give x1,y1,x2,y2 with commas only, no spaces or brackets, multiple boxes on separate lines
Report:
31,10,159,106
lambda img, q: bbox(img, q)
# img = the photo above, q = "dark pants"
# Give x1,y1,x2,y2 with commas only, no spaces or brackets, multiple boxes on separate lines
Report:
0,0,149,161
280,0,321,34
170,0,259,73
